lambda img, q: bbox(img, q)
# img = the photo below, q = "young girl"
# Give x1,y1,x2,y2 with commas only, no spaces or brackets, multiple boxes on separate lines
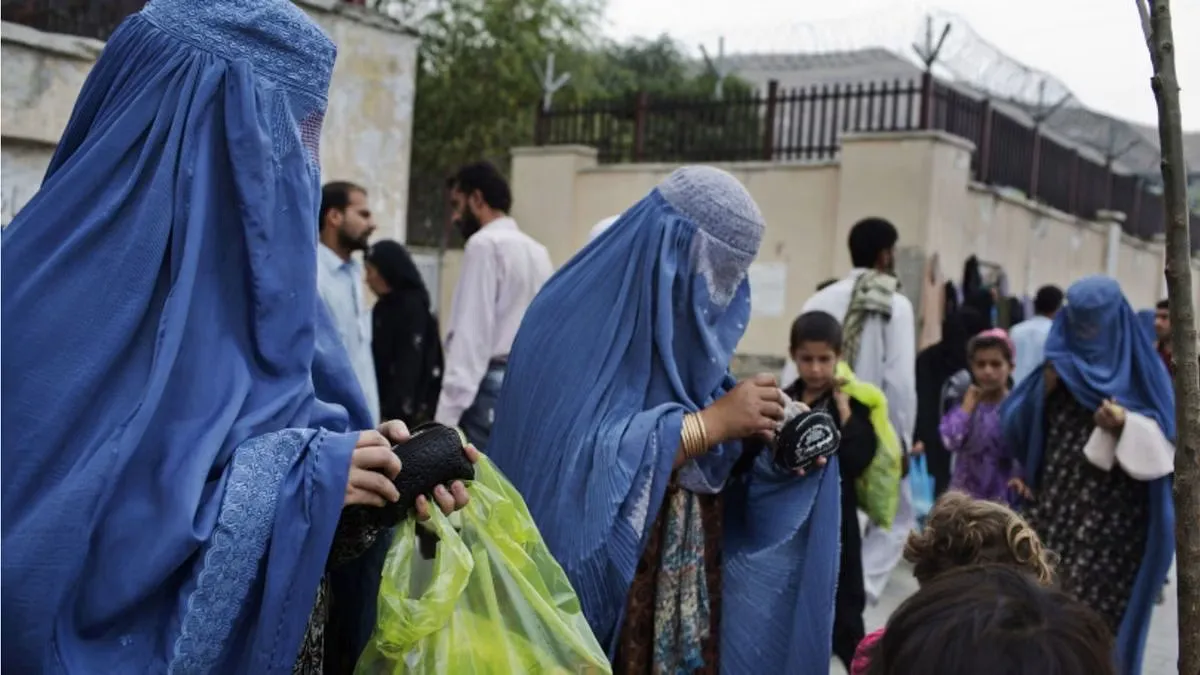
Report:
850,491,1057,675
938,328,1018,502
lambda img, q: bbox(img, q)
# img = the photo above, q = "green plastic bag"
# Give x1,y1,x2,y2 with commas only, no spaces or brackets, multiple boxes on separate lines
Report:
836,361,903,528
355,456,612,675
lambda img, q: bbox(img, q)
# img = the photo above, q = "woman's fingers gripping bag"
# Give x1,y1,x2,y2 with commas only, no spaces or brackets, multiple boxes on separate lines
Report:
355,455,612,675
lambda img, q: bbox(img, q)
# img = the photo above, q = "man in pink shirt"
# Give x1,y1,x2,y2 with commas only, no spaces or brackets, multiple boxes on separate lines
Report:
435,162,554,450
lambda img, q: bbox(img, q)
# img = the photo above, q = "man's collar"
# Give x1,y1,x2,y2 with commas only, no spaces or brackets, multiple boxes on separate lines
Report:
318,243,358,270
480,216,518,233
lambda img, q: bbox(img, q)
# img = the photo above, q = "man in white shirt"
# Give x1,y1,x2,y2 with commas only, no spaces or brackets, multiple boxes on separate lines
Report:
435,162,553,450
317,181,380,423
587,214,621,243
1010,285,1063,386
802,217,916,605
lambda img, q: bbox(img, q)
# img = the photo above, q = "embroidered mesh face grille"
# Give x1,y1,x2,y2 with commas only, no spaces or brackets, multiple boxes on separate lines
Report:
298,108,325,172
657,166,765,308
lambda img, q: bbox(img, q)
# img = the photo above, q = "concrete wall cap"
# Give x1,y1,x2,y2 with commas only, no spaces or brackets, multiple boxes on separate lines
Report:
1,21,103,60
841,129,976,154
294,0,421,38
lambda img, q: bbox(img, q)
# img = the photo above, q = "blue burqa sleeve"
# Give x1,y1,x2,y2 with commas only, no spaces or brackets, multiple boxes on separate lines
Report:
0,2,374,672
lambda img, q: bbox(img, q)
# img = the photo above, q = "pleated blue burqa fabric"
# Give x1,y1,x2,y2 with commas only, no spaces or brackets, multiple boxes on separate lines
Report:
485,166,842,673
1,1,375,671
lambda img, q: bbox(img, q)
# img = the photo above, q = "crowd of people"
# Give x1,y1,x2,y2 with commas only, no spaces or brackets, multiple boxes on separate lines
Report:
0,1,1184,674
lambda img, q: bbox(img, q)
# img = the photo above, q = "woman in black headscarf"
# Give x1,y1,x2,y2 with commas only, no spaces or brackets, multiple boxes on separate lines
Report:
365,240,443,426
913,305,988,496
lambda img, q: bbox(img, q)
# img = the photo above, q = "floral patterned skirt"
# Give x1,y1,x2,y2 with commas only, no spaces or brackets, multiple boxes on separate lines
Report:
1022,388,1149,633
615,488,723,675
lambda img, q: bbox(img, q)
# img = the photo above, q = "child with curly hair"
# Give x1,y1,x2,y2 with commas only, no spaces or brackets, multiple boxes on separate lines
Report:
850,491,1057,675
864,565,1116,675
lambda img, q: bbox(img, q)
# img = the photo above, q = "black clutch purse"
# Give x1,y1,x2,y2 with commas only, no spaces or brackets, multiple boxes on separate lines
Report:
774,408,841,472
350,422,476,529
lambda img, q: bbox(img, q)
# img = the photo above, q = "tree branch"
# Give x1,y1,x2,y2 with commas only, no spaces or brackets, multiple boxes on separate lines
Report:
1140,1,1200,673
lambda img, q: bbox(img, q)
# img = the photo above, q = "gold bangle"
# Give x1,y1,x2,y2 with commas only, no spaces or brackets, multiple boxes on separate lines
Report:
693,412,709,450
681,413,709,459
679,415,694,458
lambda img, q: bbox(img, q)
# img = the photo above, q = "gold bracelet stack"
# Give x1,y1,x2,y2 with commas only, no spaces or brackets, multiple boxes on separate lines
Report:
681,412,710,459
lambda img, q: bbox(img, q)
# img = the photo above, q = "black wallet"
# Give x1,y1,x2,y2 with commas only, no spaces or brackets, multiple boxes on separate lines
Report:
774,409,841,472
351,422,476,529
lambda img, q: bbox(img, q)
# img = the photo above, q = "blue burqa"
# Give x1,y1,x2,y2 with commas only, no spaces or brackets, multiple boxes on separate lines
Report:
1136,308,1158,347
486,167,841,673
1,1,375,671
1001,276,1175,675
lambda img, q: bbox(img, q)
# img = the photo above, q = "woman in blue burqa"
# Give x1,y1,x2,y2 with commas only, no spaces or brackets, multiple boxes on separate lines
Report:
1002,276,1175,675
486,166,842,673
0,1,473,673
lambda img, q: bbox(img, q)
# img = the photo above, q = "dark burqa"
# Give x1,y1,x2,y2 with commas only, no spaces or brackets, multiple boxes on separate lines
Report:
914,307,988,496
366,240,442,426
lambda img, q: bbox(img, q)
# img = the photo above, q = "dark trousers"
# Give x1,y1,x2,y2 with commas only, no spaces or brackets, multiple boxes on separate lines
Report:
924,440,953,498
833,552,867,669
323,528,395,675
834,491,867,670
459,362,505,452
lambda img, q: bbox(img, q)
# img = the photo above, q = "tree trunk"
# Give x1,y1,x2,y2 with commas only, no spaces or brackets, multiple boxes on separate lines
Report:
1140,0,1200,671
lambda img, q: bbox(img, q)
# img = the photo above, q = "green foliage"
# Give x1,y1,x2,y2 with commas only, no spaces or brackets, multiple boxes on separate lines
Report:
387,1,761,244
387,0,601,244
546,36,764,164
403,0,602,173
567,35,754,100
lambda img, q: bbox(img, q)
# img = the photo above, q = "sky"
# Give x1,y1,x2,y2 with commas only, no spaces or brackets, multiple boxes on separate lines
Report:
603,0,1200,130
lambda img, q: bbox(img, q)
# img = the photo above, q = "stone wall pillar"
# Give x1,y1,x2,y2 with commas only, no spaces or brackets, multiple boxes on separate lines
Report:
1096,209,1126,278
509,145,598,266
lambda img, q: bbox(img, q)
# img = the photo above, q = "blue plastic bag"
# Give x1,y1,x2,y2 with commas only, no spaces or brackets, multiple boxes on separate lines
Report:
909,455,935,523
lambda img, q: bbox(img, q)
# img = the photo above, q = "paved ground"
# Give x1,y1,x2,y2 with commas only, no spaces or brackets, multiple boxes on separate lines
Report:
829,560,1179,674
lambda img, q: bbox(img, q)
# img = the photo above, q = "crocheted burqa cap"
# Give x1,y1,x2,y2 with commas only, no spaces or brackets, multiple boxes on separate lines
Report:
656,165,765,307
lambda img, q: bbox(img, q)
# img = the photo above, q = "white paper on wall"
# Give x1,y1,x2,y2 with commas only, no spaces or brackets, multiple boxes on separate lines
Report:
748,262,787,317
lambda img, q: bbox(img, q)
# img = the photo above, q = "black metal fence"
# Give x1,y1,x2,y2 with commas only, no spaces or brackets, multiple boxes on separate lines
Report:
537,73,1197,247
1,0,146,41
6,1,1194,247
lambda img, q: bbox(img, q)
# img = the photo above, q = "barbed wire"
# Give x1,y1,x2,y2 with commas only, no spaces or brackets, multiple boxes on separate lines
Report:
665,4,1078,110
660,3,1162,172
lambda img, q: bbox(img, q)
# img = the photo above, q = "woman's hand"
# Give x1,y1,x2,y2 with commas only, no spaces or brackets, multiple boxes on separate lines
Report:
795,456,828,477
833,378,852,426
1094,399,1127,432
1043,365,1059,395
376,420,479,521
700,374,785,445
1008,477,1033,500
344,430,402,508
961,384,982,414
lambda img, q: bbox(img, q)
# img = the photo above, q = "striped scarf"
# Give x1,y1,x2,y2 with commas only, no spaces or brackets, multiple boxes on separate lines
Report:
842,271,898,369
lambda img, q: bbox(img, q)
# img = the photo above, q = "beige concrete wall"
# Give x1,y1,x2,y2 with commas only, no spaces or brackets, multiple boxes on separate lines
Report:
304,0,419,242
508,146,841,357
505,133,1200,361
1,3,418,238
0,22,100,224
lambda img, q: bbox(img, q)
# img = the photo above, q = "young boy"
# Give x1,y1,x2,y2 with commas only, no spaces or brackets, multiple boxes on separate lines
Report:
784,310,878,670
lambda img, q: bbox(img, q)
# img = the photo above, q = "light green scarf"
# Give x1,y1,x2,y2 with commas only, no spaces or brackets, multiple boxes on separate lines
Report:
841,271,898,370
